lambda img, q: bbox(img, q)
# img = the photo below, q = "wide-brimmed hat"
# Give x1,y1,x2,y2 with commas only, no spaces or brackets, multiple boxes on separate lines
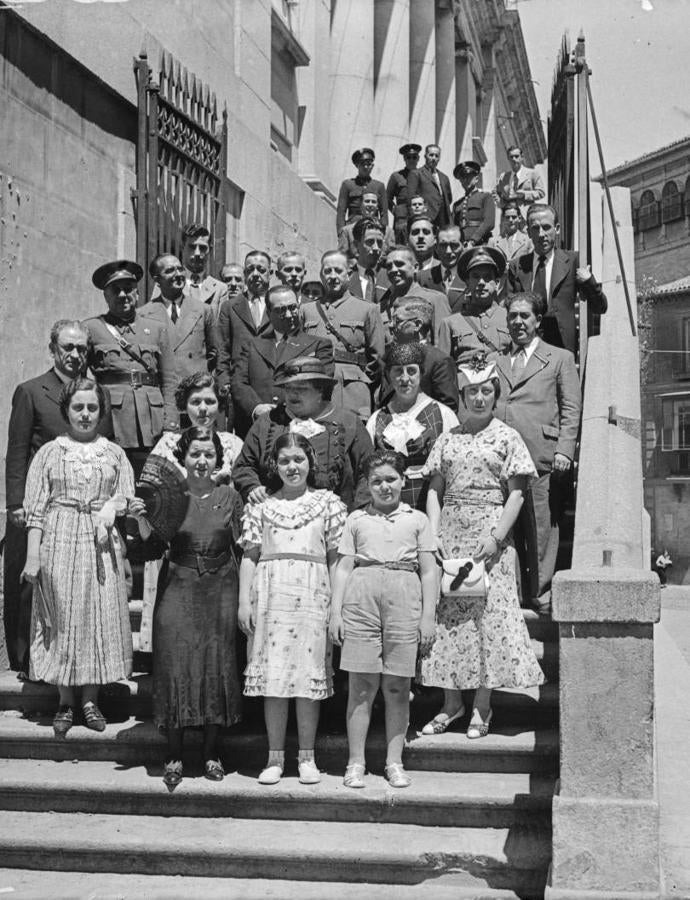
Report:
456,246,507,281
274,356,336,387
92,260,143,290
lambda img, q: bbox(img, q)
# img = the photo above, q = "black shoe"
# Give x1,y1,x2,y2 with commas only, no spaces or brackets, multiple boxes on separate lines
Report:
82,701,106,732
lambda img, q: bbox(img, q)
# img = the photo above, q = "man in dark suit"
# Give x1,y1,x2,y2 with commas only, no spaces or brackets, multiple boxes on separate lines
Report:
416,224,467,313
346,218,389,303
406,144,452,229
231,285,334,437
492,292,582,611
3,320,113,676
507,204,607,355
141,253,220,383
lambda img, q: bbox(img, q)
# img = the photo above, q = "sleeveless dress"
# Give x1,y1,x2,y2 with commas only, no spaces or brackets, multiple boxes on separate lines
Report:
419,418,545,690
239,490,347,699
152,484,243,729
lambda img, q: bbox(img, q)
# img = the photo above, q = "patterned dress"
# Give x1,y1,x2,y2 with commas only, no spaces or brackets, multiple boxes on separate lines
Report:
239,490,347,699
367,393,459,509
23,435,134,686
419,418,544,690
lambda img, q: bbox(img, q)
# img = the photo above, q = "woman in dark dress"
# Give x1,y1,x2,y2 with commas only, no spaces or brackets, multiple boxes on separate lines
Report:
152,426,243,787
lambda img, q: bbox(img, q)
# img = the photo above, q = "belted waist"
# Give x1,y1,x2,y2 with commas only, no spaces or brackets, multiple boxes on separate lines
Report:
52,498,105,514
354,560,418,572
333,349,367,367
103,371,159,387
259,552,326,564
444,489,503,508
170,549,233,573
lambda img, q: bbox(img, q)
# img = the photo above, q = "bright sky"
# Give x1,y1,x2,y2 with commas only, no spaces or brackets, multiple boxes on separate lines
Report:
518,0,690,173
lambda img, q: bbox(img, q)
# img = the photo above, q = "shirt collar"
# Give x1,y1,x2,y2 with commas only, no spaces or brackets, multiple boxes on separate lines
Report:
365,502,414,519
511,336,540,356
53,366,72,385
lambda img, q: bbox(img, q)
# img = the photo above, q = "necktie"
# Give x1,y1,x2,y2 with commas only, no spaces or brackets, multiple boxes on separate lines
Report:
251,298,262,328
512,348,527,373
444,267,452,286
511,173,518,195
170,302,179,324
533,255,547,301
365,269,376,302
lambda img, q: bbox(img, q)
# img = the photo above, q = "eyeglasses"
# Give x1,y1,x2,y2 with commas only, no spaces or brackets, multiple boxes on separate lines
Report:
274,305,299,315
58,343,88,354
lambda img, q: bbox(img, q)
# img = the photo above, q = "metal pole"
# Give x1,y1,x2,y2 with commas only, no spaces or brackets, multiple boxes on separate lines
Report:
575,34,590,369
583,67,637,337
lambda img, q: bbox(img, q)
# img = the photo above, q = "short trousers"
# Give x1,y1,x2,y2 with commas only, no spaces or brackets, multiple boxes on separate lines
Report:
340,566,422,677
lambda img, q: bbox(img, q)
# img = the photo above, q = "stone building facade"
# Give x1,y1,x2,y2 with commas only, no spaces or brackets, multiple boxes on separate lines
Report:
0,0,543,504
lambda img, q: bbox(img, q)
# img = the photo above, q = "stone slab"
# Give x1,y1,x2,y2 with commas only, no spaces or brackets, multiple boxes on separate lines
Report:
552,568,660,623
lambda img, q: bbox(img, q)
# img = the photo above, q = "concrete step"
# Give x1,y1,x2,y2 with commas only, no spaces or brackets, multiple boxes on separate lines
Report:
0,710,559,773
0,868,540,900
0,757,554,828
0,809,551,892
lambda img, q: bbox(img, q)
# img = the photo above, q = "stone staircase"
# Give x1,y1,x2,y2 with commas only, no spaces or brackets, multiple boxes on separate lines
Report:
0,610,558,899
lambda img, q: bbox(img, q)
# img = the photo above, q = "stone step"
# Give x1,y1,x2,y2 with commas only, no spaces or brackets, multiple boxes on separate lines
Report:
0,668,559,717
0,810,551,892
0,757,554,828
0,710,559,773
0,868,538,900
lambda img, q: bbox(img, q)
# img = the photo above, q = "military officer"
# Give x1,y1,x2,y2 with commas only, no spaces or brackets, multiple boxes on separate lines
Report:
301,250,385,419
386,143,422,244
84,260,178,476
452,161,496,247
335,148,388,236
437,245,510,366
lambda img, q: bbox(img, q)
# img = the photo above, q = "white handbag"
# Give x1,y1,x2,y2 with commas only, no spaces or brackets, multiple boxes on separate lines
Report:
440,558,489,600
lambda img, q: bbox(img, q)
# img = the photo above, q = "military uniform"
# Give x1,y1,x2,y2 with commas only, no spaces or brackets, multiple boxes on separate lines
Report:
301,292,385,418
437,303,511,365
452,188,496,246
336,177,388,235
386,169,415,243
83,313,178,453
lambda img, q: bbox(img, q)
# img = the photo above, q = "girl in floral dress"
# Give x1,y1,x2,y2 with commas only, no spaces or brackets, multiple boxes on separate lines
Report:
419,353,544,739
238,433,347,785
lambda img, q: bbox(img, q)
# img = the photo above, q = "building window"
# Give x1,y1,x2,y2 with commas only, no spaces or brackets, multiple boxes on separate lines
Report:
661,394,690,450
685,176,690,216
637,189,659,231
661,181,682,223
270,8,309,163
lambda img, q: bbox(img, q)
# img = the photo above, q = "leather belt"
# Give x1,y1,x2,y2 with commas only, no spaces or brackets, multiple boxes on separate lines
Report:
333,349,367,367
354,560,418,572
104,371,159,387
170,550,232,574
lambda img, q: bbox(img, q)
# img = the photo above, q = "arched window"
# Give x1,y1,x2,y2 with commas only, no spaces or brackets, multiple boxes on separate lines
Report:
661,181,682,223
637,189,659,231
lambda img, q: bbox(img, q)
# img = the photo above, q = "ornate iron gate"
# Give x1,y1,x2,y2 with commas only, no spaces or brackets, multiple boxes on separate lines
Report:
133,50,227,300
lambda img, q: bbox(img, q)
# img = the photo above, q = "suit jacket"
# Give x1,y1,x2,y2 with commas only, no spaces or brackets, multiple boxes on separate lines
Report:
491,340,582,473
495,166,545,207
151,273,229,323
216,294,273,389
139,295,220,382
347,266,390,304
379,343,459,412
406,166,453,228
231,332,335,437
507,249,608,354
491,230,533,261
416,263,467,313
5,369,113,508
338,223,396,260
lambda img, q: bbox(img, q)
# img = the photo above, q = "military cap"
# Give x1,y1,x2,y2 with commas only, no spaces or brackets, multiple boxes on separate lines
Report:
453,160,482,180
456,246,507,281
352,148,376,165
92,260,144,290
399,143,422,157
274,356,336,387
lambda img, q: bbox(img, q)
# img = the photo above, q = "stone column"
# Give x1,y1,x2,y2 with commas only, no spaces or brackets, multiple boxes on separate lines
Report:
328,0,375,189
374,0,410,176
409,0,435,144
454,48,475,165
434,1,456,165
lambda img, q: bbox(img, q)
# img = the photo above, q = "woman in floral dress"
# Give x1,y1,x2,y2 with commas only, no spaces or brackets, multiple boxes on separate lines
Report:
238,432,347,785
419,353,544,739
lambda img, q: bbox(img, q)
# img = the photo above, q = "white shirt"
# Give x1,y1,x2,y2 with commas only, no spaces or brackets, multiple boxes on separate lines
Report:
531,250,555,302
510,336,540,368
160,296,183,321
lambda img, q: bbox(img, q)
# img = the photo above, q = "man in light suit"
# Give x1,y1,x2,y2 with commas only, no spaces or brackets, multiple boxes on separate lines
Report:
492,292,582,611
3,321,113,676
494,145,545,215
490,202,533,262
416,224,467,313
231,285,334,438
141,253,220,383
406,144,453,229
507,204,607,355
346,218,390,303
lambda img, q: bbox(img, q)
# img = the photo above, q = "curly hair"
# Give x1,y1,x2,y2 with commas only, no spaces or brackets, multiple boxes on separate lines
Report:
383,341,425,371
174,371,220,412
172,425,223,468
59,377,107,424
265,432,317,493
363,449,406,479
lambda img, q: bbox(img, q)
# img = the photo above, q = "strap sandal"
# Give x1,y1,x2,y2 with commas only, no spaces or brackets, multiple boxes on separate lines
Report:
421,706,465,735
53,705,74,737
384,762,411,789
163,760,183,788
204,759,225,782
343,763,366,789
298,757,321,785
466,708,493,740
82,701,106,732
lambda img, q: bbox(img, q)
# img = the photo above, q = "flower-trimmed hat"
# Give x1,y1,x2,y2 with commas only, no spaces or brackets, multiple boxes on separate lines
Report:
457,350,498,390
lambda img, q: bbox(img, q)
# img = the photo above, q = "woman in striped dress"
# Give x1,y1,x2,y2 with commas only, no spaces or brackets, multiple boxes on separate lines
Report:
21,378,135,736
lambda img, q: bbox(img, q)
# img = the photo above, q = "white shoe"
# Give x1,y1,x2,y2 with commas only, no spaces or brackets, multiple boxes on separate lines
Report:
298,758,321,784
258,763,284,785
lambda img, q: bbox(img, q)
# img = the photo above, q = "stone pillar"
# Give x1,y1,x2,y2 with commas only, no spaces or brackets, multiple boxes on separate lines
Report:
454,49,475,164
374,0,410,176
434,1,456,166
328,0,375,189
409,0,435,144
